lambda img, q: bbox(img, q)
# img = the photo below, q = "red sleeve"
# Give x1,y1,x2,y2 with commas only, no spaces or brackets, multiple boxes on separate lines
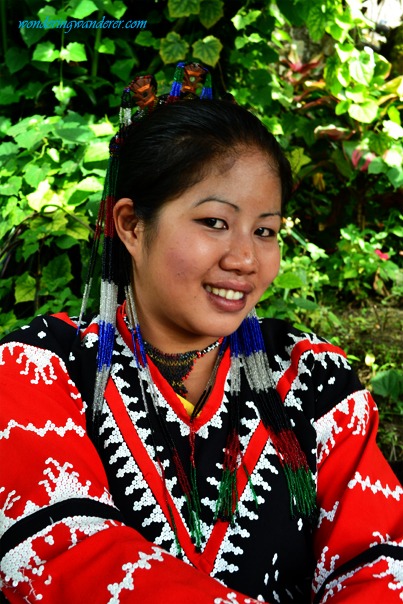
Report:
0,340,265,604
313,389,403,602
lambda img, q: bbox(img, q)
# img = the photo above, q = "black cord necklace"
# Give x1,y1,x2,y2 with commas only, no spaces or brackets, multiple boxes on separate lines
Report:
143,339,222,397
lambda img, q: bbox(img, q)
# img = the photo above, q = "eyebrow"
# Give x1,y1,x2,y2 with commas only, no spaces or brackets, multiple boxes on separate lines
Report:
194,196,282,218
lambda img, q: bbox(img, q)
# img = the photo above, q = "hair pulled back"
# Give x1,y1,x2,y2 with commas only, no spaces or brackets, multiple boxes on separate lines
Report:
116,99,292,230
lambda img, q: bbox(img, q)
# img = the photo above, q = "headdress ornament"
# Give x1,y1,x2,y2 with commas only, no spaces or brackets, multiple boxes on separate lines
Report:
79,63,316,547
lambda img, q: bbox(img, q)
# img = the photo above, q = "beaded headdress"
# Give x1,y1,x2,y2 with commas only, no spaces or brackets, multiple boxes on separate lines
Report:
79,62,316,544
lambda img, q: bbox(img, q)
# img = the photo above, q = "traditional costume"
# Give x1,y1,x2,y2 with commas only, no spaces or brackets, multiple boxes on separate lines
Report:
0,309,402,602
1,64,402,603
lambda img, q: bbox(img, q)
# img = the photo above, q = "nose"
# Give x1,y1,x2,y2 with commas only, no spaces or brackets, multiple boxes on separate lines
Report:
219,234,258,274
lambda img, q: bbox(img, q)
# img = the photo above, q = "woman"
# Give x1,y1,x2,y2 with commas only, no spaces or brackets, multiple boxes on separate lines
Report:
0,64,402,603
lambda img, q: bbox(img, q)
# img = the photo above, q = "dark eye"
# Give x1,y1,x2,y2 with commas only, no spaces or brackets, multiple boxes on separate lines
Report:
199,218,227,229
255,227,277,238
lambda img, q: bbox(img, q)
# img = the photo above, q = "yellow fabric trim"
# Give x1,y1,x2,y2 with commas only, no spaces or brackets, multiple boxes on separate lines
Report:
177,394,195,416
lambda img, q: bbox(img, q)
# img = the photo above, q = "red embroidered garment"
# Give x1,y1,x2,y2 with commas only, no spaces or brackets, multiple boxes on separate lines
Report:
0,310,402,603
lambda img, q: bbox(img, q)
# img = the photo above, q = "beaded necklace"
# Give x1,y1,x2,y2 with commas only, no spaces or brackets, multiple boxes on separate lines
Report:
124,287,317,554
143,339,222,397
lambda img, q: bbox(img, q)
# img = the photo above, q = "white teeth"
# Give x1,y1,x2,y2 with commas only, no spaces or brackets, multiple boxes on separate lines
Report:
205,286,244,300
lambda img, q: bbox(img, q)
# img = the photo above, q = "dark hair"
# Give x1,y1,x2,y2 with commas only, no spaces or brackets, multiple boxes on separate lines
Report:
116,99,292,233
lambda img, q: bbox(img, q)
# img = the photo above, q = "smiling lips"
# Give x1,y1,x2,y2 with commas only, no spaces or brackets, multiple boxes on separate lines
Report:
205,285,245,301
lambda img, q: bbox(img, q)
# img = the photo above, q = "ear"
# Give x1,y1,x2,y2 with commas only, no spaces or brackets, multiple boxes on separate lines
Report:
113,198,144,255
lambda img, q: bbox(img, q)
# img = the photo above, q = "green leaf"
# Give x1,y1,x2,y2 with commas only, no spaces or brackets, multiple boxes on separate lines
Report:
0,85,21,105
32,41,60,62
199,0,224,28
96,38,116,54
135,31,160,49
348,101,378,123
99,0,127,19
23,164,50,188
160,32,189,64
20,25,46,48
371,369,403,403
387,167,403,188
70,0,98,18
5,47,29,74
383,120,403,140
52,85,77,103
60,42,87,62
287,147,311,174
306,5,327,42
349,51,375,85
232,9,261,31
41,255,73,293
0,176,22,196
0,142,19,158
168,0,200,18
192,35,222,67
388,106,401,125
15,273,36,304
83,141,109,163
110,58,137,81
274,272,304,289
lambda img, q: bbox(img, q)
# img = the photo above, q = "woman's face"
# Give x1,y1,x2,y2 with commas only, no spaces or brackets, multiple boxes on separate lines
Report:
122,150,282,351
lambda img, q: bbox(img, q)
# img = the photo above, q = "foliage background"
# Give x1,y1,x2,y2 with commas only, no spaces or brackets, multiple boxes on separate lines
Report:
0,0,402,461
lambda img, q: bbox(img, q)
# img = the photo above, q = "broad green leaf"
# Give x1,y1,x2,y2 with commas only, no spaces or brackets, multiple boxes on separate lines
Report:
232,9,261,30
89,121,115,137
47,148,60,163
348,100,378,123
0,85,20,105
32,41,60,62
380,75,403,100
373,55,391,79
15,273,36,303
383,148,403,168
192,36,223,67
274,272,304,289
160,32,189,64
23,164,50,188
70,0,98,18
83,142,109,163
335,99,350,115
5,47,29,74
306,5,327,42
98,0,127,19
110,58,137,81
26,180,62,212
168,0,200,18
76,176,104,192
383,120,403,140
199,0,224,28
41,255,73,293
135,31,160,49
96,38,116,54
371,369,403,403
335,42,355,63
60,42,87,62
54,120,93,144
345,85,366,102
349,51,375,85
388,106,401,125
52,85,77,103
0,176,22,196
0,142,19,158
20,25,46,48
387,166,403,187
293,297,319,311
287,147,311,175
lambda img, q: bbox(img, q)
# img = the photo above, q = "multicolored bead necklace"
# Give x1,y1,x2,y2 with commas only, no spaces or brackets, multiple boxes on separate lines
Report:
143,338,222,397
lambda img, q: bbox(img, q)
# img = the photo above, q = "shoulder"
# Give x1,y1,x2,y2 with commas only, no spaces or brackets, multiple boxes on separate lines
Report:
259,317,363,419
1,314,100,406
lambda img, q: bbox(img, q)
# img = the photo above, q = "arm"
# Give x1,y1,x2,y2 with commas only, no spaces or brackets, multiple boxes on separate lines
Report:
0,338,265,603
312,388,403,602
